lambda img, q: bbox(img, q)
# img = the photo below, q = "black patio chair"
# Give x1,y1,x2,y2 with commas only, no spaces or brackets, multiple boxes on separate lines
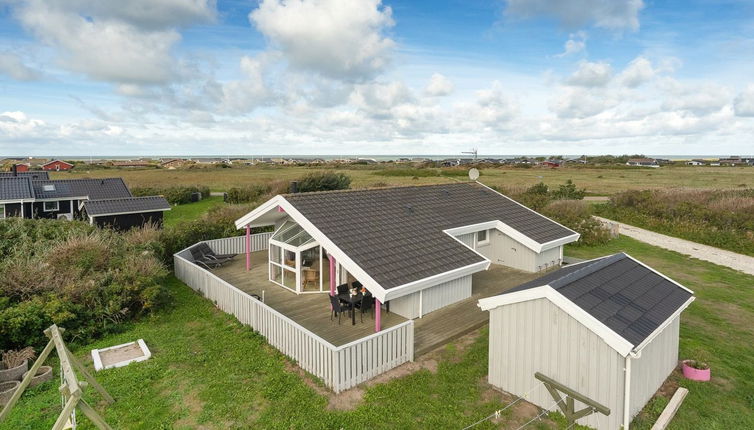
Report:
336,283,350,295
189,245,232,268
329,294,352,325
354,295,374,323
196,242,237,260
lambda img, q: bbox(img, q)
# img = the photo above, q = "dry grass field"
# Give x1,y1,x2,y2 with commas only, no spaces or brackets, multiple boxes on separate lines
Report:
53,164,754,195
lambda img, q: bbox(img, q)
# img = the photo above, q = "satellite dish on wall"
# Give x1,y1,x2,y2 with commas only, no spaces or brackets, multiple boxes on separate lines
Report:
468,168,480,181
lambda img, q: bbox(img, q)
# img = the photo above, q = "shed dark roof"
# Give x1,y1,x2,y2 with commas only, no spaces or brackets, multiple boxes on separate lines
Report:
502,253,693,346
32,178,131,200
83,196,170,216
0,171,50,180
284,182,577,289
0,177,35,201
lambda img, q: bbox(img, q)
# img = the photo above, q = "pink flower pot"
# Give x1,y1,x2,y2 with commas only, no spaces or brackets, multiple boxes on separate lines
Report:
682,360,710,381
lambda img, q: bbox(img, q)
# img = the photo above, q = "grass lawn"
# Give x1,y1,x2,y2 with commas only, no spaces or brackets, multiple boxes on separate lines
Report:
163,196,225,227
1,277,563,430
567,236,754,429
52,164,754,196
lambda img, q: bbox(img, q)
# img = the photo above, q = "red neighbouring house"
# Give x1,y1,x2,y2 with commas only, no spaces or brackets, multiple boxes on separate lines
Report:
42,160,74,171
14,163,30,172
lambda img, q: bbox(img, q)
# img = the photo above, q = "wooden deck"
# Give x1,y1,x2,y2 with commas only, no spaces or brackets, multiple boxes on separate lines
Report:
413,265,542,356
213,251,544,355
212,252,408,346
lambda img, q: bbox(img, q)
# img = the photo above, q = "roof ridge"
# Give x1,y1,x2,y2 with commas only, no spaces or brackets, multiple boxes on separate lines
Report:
283,181,475,197
88,195,164,202
549,252,627,289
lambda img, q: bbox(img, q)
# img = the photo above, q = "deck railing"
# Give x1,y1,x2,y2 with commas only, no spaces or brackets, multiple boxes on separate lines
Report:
174,234,414,393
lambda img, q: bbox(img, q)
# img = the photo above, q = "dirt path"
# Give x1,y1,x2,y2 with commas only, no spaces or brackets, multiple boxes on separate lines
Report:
595,216,754,276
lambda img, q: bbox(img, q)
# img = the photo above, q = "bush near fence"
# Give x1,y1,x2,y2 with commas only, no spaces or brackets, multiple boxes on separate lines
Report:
0,218,168,350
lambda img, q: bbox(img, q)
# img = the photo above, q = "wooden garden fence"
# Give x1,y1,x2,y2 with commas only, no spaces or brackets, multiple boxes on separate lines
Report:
174,234,414,393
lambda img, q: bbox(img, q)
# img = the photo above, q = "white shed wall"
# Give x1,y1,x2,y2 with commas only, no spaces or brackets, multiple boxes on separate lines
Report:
534,246,562,272
488,298,625,430
629,316,680,418
456,232,476,248
452,229,563,273
388,275,472,319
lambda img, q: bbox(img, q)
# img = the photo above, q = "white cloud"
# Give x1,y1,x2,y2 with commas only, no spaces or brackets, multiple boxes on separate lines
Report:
733,84,754,117
660,79,731,115
424,73,454,96
221,55,277,114
250,0,394,81
11,0,216,84
555,31,586,57
506,0,644,31
0,52,41,81
617,56,655,88
566,61,613,87
550,87,617,118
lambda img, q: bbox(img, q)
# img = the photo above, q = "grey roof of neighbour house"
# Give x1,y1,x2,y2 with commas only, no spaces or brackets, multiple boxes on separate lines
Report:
83,196,171,216
31,178,131,200
502,253,694,346
284,182,577,289
0,171,50,180
0,177,35,201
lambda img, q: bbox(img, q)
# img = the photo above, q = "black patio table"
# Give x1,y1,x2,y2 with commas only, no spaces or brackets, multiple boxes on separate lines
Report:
337,291,363,325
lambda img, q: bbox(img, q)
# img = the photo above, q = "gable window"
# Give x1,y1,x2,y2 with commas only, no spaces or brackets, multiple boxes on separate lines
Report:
43,201,59,212
477,229,489,246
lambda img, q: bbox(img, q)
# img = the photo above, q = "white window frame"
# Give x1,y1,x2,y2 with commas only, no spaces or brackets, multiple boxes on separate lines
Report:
476,229,490,246
43,201,59,212
0,204,5,219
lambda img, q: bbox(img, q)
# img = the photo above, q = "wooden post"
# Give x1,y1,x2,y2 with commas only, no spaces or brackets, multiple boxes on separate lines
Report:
375,299,382,332
245,225,251,271
534,371,610,426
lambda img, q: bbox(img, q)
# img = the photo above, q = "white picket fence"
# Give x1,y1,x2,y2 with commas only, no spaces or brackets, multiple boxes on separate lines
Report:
174,234,414,393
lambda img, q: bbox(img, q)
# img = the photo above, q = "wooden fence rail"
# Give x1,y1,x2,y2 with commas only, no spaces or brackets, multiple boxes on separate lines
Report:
174,234,414,393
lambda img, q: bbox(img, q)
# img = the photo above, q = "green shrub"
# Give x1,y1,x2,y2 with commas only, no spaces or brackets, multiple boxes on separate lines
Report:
226,184,270,204
296,171,351,192
541,200,611,246
0,218,168,350
132,185,210,205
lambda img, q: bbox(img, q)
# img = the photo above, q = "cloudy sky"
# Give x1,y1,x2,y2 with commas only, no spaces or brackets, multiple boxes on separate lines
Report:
1,0,753,156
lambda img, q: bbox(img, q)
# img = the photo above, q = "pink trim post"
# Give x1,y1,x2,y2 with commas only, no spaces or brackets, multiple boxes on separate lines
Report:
245,225,251,271
329,254,336,296
375,299,382,332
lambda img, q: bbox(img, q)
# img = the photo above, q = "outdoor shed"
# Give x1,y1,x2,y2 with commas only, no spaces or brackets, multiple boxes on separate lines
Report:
478,253,694,430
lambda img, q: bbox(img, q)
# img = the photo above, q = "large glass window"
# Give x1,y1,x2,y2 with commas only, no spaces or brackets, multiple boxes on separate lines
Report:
268,220,320,293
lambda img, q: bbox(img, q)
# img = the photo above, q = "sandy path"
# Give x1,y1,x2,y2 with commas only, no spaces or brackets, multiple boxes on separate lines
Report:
595,216,754,276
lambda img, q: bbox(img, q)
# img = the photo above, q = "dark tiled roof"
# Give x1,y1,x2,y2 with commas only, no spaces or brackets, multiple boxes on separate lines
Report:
0,177,35,200
83,196,170,216
502,253,693,346
284,182,576,289
32,178,131,200
0,171,50,180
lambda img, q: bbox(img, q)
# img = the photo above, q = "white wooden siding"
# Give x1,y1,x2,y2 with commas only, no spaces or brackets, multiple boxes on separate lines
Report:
534,246,562,271
629,316,680,418
455,232,476,248
390,291,420,319
174,234,414,393
488,298,625,430
203,232,272,255
421,275,472,315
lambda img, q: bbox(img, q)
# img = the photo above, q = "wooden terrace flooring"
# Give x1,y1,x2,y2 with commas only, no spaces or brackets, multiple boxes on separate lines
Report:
212,252,408,347
212,251,544,355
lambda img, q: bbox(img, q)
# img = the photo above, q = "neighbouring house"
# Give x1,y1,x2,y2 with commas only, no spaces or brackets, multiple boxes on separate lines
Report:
0,176,169,229
539,160,561,168
160,158,187,169
0,169,49,180
718,157,744,166
41,160,74,171
626,158,659,168
83,196,171,230
478,253,695,430
12,163,30,172
174,182,579,393
686,159,706,166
